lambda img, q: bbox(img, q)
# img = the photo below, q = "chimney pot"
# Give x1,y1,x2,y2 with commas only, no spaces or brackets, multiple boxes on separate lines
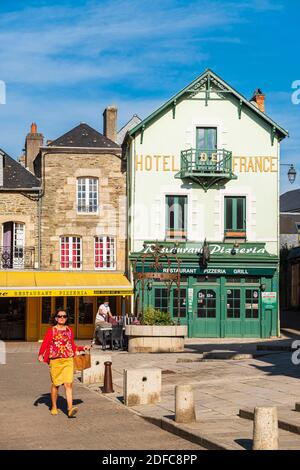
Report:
31,122,37,133
250,89,265,113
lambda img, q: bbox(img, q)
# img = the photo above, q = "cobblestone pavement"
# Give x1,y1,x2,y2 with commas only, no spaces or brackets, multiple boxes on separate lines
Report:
0,343,203,450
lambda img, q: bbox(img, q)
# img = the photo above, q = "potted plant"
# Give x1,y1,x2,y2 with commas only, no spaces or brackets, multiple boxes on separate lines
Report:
125,306,187,353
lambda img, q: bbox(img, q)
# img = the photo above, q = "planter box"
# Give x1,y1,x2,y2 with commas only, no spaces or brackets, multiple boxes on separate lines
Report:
125,325,187,353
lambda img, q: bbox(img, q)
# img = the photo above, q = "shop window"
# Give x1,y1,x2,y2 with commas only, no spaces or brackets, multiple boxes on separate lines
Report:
77,177,98,213
197,290,216,318
66,297,75,324
60,236,82,270
196,276,218,283
173,289,187,318
245,277,260,284
226,277,242,283
42,297,52,324
165,195,187,240
79,297,94,325
154,288,169,313
94,236,116,270
227,289,241,318
245,289,259,319
224,197,246,238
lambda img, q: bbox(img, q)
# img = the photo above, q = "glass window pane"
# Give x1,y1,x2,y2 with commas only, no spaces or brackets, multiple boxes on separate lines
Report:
79,297,94,324
42,297,52,324
237,198,245,230
206,128,217,150
225,198,233,230
196,128,205,149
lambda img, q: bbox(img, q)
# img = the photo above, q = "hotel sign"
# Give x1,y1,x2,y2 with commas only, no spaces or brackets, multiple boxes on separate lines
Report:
136,155,277,173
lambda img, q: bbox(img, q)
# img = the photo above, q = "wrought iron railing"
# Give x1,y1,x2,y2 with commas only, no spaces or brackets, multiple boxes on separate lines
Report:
180,148,234,174
0,246,35,270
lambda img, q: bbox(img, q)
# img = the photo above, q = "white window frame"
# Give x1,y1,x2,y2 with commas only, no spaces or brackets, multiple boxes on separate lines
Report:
77,177,99,214
60,236,82,271
94,236,116,271
1,221,25,269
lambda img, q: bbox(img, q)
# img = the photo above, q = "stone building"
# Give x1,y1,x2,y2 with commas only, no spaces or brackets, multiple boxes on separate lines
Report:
0,108,132,341
0,148,41,340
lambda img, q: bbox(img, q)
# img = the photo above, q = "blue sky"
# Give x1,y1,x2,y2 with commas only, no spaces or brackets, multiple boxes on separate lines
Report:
0,0,298,193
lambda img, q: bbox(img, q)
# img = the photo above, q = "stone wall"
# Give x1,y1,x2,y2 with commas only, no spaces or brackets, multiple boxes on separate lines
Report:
40,151,126,272
0,192,39,267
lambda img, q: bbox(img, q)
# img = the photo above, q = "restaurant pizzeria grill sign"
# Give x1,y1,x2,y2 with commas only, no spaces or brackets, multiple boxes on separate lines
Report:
140,243,268,256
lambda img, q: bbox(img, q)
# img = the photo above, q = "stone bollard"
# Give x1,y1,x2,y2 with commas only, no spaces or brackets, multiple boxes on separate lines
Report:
102,361,114,394
81,352,111,385
295,402,300,412
175,385,196,423
252,407,279,450
124,369,161,406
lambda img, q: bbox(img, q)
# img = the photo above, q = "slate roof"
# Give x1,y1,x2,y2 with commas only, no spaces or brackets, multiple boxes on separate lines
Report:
117,115,142,145
0,149,41,190
280,189,300,213
48,123,120,149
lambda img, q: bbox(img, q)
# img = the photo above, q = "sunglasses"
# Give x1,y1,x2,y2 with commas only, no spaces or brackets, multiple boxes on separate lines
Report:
57,315,67,319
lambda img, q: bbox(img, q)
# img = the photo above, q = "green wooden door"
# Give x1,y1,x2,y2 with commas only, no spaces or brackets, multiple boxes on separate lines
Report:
192,287,220,337
225,287,261,337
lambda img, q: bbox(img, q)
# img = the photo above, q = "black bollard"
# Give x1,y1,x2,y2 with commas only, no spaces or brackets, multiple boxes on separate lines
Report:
102,361,114,393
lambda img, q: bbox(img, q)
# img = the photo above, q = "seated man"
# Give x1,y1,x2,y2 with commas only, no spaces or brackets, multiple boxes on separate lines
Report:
92,298,112,346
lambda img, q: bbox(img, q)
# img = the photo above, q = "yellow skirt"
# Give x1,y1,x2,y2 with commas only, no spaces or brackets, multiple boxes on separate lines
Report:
49,357,74,386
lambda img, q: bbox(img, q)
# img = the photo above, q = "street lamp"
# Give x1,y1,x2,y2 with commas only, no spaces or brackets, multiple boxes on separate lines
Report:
281,163,297,184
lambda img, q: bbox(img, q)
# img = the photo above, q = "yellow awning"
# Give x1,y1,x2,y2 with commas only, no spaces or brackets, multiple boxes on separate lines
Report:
0,272,133,297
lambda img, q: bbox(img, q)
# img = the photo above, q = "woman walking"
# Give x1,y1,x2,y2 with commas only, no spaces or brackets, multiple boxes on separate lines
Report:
38,308,90,418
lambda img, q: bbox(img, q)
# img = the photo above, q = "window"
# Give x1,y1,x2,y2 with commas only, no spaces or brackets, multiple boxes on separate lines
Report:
77,177,98,213
196,127,217,150
227,289,241,319
245,289,259,319
225,197,246,236
166,195,187,240
94,236,116,270
154,288,169,313
173,289,187,318
2,222,25,269
60,236,82,270
197,290,216,318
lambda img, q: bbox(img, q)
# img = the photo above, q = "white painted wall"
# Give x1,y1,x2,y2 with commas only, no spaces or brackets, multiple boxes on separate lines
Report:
129,91,281,256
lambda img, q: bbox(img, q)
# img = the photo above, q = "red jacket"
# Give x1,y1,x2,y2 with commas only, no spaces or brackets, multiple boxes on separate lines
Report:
39,327,85,364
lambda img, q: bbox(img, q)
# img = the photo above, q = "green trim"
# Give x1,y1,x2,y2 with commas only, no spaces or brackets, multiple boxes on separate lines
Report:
128,69,289,141
225,196,246,232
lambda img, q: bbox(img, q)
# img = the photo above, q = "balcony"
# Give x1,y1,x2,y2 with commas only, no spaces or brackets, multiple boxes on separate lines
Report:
175,148,237,191
0,246,35,270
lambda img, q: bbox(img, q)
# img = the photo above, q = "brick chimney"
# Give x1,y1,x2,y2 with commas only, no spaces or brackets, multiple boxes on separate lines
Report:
25,122,43,174
250,89,265,113
103,106,117,143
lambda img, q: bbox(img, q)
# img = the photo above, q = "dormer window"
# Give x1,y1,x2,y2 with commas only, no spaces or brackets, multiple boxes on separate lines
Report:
77,177,98,213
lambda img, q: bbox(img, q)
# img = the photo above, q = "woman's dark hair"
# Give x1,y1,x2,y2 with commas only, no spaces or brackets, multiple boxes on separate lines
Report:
51,308,69,325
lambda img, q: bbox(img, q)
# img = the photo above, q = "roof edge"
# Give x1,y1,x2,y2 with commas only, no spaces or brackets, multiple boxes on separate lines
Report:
128,68,289,139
